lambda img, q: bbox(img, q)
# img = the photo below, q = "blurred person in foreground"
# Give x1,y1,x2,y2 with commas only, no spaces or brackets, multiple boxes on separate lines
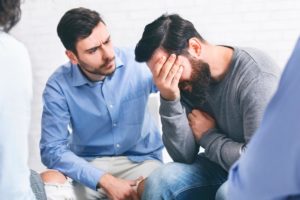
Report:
225,38,300,200
0,0,46,199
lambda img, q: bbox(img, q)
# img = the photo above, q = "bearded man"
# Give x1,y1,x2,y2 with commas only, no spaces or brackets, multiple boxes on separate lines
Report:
134,14,280,200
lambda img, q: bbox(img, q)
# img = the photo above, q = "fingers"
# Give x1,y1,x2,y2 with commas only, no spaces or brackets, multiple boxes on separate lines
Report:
165,55,182,82
153,54,183,84
188,110,202,122
135,176,144,185
126,180,139,200
123,184,139,200
159,54,176,80
151,56,166,78
202,112,214,121
171,65,183,88
191,109,202,116
188,113,195,127
127,179,137,187
130,189,139,200
188,110,206,125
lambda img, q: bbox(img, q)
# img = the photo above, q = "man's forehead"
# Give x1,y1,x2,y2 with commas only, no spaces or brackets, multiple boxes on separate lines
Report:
150,48,169,62
76,22,110,49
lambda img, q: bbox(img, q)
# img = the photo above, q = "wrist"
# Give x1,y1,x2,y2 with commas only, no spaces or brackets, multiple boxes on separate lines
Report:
160,90,180,101
99,173,113,189
160,94,175,101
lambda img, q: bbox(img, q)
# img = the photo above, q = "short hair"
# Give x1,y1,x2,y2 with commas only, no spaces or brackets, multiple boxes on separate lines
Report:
135,14,205,62
57,7,105,53
0,0,21,32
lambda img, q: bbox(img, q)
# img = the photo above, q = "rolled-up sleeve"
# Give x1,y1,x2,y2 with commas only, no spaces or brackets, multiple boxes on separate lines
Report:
40,79,104,190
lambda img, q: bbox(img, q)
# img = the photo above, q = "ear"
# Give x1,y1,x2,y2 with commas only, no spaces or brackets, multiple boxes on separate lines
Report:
65,50,78,64
187,37,202,59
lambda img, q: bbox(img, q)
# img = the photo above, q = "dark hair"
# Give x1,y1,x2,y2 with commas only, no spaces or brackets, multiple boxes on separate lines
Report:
135,14,205,62
0,0,21,32
57,7,105,53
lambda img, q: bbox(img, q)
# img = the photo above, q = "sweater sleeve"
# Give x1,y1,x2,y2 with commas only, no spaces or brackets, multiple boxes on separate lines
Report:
159,97,199,164
199,73,278,170
40,79,104,190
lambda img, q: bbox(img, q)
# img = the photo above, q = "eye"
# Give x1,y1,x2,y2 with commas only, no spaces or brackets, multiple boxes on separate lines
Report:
88,47,98,54
103,37,111,45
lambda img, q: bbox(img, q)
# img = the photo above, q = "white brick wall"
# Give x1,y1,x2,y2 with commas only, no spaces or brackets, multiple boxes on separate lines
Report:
10,0,300,171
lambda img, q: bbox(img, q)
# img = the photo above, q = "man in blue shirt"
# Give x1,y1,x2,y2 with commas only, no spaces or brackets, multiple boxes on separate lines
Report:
226,37,300,199
40,7,163,199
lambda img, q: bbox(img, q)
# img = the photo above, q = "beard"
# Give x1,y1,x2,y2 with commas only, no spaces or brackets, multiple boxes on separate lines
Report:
178,58,211,105
78,56,116,76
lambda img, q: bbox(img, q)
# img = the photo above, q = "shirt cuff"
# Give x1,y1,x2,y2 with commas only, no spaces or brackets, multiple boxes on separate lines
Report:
159,96,184,116
84,167,106,190
198,128,219,148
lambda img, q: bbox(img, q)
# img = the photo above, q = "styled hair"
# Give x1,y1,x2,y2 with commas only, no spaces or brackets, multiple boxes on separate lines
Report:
0,0,21,32
57,7,105,53
135,14,205,62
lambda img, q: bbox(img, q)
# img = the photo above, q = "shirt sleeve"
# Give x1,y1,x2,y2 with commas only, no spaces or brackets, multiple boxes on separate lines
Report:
40,79,104,190
199,73,278,170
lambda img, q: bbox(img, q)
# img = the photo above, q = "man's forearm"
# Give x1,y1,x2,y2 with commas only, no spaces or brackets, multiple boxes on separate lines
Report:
160,97,198,163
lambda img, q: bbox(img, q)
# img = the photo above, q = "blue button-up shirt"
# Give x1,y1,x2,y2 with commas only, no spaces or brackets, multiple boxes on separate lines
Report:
40,48,163,190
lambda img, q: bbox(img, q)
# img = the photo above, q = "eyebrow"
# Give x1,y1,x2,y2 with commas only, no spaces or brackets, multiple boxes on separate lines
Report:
84,35,111,53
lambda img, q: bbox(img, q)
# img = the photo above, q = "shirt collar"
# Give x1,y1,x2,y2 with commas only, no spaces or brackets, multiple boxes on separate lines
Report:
71,53,124,87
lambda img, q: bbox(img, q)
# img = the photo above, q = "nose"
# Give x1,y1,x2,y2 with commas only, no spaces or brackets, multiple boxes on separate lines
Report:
101,45,113,60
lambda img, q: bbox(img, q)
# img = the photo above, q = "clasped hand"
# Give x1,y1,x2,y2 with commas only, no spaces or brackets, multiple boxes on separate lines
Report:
188,109,215,141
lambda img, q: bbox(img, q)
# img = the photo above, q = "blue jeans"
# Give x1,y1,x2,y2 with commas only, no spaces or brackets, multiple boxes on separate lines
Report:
215,181,228,200
142,154,227,200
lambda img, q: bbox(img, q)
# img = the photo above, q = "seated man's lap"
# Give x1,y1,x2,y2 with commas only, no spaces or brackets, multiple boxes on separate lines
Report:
143,154,228,200
44,156,162,200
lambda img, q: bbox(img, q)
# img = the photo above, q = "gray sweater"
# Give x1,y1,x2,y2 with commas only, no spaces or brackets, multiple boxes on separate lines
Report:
159,47,280,171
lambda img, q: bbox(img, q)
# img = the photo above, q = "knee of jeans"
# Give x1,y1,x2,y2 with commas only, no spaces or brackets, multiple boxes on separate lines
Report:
215,181,228,200
146,162,185,188
40,169,68,184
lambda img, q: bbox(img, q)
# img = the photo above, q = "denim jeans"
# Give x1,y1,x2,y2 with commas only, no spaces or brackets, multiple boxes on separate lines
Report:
142,154,228,200
30,170,47,200
215,181,228,200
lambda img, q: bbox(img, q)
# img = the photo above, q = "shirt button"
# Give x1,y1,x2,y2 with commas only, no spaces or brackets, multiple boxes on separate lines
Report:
116,144,120,148
109,104,113,108
113,123,117,127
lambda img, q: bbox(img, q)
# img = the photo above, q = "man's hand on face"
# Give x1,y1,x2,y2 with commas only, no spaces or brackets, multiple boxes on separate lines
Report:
99,173,140,200
188,109,216,142
150,54,183,101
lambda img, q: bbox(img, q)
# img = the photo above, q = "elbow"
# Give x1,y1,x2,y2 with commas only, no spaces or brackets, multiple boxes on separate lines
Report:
171,151,197,164
181,154,197,164
40,145,57,168
40,147,50,167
